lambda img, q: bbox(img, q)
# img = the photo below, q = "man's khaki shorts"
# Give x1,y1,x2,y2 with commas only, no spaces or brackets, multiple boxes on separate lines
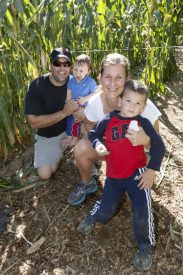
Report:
34,132,67,168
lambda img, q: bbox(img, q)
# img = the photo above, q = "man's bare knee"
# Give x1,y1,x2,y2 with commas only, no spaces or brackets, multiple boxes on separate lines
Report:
37,167,53,180
37,162,60,180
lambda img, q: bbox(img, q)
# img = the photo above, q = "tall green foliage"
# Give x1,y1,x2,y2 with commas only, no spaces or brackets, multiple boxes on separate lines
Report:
0,0,181,160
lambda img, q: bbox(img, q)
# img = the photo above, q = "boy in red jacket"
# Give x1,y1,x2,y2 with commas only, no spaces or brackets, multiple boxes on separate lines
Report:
78,80,165,272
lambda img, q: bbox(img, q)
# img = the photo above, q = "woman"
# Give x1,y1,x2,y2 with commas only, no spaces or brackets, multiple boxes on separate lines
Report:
68,53,161,205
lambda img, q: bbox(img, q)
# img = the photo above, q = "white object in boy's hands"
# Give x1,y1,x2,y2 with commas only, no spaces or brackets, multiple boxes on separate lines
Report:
96,144,110,156
129,120,140,131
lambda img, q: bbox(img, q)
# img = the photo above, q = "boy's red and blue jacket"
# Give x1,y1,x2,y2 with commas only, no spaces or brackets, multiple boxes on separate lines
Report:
88,111,165,179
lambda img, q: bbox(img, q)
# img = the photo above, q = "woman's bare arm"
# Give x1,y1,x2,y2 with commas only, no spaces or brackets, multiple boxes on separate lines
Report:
84,117,95,133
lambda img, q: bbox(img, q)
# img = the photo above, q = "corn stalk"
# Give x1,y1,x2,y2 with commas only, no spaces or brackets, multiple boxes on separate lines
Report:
0,0,181,161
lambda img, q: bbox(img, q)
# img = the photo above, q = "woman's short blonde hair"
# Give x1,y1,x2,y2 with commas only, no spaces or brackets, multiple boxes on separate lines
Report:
100,53,129,77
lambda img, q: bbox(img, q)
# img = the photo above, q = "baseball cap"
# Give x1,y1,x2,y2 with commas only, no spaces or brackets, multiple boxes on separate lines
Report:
50,47,72,63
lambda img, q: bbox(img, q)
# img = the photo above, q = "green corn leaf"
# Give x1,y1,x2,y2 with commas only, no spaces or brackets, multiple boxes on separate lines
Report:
13,0,24,14
150,69,156,84
0,0,9,24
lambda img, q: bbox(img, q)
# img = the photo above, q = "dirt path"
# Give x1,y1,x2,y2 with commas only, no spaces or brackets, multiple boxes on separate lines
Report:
0,66,183,274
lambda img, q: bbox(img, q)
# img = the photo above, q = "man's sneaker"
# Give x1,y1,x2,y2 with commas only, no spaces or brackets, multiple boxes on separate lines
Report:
134,249,152,271
77,215,94,235
67,177,98,205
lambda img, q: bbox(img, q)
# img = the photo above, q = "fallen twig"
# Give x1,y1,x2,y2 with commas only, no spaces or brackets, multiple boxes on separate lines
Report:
42,203,51,222
155,144,173,189
173,229,182,236
169,223,175,240
153,209,159,217
1,259,22,275
175,243,181,250
169,163,183,168
20,233,33,246
165,237,171,253
12,180,48,193
46,205,69,232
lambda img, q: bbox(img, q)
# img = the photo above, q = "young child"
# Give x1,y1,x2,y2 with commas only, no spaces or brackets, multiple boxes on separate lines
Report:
61,54,97,146
78,80,165,272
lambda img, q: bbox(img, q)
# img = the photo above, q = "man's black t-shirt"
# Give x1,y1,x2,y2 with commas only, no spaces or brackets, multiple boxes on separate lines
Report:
25,74,68,138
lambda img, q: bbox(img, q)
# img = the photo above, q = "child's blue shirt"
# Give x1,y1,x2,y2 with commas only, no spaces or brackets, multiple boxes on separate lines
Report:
68,75,97,100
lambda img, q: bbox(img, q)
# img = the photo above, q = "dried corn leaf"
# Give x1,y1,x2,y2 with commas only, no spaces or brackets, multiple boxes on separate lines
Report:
26,236,45,254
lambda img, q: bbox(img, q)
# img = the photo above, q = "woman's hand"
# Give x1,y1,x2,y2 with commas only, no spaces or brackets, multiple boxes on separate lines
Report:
137,169,156,189
73,107,85,123
126,128,150,147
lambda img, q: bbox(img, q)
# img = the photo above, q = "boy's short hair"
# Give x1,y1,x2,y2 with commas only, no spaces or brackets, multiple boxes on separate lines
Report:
123,80,149,102
76,54,92,70
100,53,129,77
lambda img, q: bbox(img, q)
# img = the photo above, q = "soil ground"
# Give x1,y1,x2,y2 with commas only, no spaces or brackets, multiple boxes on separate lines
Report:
0,52,183,275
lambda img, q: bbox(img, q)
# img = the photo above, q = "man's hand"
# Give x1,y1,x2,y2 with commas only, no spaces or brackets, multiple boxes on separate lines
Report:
27,100,78,129
126,128,150,147
137,169,156,189
63,99,78,117
95,144,110,156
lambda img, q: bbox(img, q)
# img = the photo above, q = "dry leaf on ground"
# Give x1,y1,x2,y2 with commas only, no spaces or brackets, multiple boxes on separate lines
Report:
26,236,46,254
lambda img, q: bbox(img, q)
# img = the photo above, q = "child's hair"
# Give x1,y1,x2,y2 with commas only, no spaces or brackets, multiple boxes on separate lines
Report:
76,54,92,70
100,53,129,77
123,80,149,102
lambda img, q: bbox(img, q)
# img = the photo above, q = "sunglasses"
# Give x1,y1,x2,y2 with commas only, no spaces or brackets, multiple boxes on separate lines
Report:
52,60,71,68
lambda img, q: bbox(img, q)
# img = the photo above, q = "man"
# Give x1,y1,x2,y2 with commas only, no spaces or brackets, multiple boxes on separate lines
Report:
25,47,78,180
